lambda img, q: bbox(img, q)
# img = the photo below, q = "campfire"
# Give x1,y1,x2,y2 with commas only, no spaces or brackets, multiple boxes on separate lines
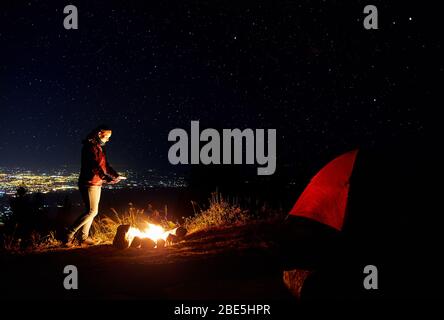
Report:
112,222,187,249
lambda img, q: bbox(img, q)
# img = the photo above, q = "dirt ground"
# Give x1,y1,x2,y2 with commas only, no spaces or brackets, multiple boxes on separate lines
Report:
0,222,295,301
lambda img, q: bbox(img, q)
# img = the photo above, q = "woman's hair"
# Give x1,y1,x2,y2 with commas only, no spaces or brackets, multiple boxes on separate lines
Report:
83,124,112,142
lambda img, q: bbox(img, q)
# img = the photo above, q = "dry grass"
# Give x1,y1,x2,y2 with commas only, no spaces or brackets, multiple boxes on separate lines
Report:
92,192,253,242
183,192,251,234
1,192,281,251
32,231,61,250
1,228,61,252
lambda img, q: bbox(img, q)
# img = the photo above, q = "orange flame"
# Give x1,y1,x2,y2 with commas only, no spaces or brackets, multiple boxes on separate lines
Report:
127,222,177,246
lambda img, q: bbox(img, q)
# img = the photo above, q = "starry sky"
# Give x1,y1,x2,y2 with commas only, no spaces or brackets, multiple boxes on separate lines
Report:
0,1,440,176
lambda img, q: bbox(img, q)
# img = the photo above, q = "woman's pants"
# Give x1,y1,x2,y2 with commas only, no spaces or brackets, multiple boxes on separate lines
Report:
67,186,101,241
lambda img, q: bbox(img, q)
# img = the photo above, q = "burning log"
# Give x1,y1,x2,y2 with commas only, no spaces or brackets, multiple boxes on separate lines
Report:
166,233,178,245
175,226,187,239
140,238,156,249
130,236,142,248
113,224,131,249
113,222,184,250
157,239,166,249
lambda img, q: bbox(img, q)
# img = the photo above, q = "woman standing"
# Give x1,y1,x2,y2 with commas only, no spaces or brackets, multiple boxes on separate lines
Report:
64,125,124,246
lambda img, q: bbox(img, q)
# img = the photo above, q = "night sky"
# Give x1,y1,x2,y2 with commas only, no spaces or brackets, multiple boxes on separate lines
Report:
0,1,440,176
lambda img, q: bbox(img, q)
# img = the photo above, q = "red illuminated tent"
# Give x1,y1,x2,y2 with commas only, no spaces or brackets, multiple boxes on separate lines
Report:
289,149,359,231
282,141,444,298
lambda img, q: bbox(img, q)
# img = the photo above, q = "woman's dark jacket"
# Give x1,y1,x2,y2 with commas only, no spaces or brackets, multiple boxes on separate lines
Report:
78,138,119,187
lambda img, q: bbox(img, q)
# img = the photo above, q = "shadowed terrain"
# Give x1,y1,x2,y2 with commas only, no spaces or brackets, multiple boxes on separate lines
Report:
0,222,293,300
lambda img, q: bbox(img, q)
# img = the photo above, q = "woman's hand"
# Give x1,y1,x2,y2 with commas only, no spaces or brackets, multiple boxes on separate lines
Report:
112,176,127,184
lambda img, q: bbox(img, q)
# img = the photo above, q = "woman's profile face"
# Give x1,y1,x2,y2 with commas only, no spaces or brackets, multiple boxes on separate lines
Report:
98,130,112,144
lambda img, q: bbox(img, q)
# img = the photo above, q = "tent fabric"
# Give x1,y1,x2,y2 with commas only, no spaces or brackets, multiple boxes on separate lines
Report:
289,149,359,231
